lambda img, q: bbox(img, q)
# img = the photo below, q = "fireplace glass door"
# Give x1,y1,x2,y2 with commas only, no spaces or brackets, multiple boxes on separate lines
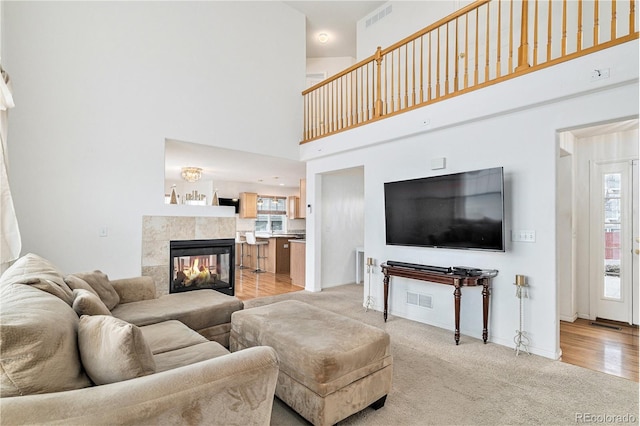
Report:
170,239,235,296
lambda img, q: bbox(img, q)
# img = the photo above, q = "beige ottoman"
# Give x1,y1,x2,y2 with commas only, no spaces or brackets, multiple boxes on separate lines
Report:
230,300,392,426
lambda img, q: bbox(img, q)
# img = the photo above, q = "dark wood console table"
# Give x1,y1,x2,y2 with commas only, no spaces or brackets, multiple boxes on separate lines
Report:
381,263,495,345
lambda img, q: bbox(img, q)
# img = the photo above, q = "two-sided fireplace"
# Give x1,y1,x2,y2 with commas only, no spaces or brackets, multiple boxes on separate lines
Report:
169,239,235,296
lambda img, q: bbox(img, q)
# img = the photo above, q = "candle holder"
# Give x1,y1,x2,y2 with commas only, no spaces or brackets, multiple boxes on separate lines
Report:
514,274,531,356
364,257,374,311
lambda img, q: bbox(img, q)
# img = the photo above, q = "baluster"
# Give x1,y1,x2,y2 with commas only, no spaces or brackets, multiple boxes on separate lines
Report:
351,71,356,126
360,67,364,123
547,0,553,62
509,0,514,73
474,8,479,85
445,22,450,95
411,40,416,106
428,32,433,101
404,44,409,107
611,0,617,40
533,0,539,65
485,2,491,81
594,0,600,45
464,14,469,89
577,0,583,52
630,0,636,35
454,18,459,92
365,63,370,120
497,0,502,77
436,29,441,98
562,0,568,56
390,50,395,112
397,48,401,108
420,36,424,103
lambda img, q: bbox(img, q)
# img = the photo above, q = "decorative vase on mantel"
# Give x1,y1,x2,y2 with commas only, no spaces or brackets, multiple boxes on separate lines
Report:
212,191,219,206
170,187,178,204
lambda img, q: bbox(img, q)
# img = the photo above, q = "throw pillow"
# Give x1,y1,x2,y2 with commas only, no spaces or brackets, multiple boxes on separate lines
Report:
0,283,92,396
78,315,156,385
0,253,74,306
72,289,111,316
71,270,120,310
64,274,99,297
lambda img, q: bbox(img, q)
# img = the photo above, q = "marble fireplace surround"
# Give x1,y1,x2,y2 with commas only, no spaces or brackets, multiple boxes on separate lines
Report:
142,215,236,296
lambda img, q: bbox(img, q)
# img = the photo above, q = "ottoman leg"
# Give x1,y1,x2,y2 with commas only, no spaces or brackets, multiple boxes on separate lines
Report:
370,395,387,410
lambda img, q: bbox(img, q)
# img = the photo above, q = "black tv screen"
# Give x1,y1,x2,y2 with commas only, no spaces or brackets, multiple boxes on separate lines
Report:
384,167,505,251
218,197,240,214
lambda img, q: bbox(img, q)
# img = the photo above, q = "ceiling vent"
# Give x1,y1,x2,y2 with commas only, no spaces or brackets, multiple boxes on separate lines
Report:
366,5,392,28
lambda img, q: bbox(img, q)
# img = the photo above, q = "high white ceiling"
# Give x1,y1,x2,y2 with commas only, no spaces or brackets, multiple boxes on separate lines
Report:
165,2,384,188
284,1,386,58
165,140,306,188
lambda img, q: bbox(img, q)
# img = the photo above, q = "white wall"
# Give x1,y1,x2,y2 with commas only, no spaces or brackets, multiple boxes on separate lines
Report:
307,57,356,81
357,1,460,61
320,167,364,288
302,39,639,359
4,1,305,276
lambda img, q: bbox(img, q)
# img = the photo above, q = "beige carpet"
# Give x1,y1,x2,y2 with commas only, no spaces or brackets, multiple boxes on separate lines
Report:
243,284,639,426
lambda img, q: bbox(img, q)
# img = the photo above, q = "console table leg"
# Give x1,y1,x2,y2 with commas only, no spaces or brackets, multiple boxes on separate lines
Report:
482,282,490,344
454,280,461,345
383,274,389,322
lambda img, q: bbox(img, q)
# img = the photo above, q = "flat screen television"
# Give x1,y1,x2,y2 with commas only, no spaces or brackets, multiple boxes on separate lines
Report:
218,197,240,214
384,167,505,251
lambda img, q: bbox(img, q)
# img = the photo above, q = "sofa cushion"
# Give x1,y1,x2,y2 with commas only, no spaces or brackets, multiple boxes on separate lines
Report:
111,289,243,332
0,282,91,396
154,341,230,373
139,320,209,355
72,289,111,316
0,253,73,305
78,315,156,385
71,270,120,310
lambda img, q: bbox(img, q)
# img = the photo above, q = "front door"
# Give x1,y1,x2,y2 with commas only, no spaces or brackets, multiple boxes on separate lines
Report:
590,160,638,324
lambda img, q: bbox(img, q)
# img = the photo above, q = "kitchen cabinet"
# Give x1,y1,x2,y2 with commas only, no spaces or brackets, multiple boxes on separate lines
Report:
299,179,307,219
290,240,305,287
287,196,300,219
239,192,258,218
266,237,292,274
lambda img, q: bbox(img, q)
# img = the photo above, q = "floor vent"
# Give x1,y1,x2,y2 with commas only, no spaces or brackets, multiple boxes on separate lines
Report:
366,5,393,28
590,321,622,330
407,291,433,309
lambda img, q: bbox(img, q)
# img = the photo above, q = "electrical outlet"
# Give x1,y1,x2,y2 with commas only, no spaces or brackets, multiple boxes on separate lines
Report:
512,230,536,242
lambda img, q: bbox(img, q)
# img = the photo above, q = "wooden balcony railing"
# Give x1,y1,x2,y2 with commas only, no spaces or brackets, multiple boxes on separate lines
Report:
301,0,638,143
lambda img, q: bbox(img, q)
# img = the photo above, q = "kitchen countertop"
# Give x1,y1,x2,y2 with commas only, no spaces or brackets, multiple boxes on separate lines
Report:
255,232,305,238
289,239,306,243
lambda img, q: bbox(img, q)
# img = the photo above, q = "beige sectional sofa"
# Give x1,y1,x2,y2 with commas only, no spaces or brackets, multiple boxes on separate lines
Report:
0,253,279,425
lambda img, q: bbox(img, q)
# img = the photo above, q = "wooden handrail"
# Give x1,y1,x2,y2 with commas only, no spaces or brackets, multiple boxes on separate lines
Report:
302,0,639,143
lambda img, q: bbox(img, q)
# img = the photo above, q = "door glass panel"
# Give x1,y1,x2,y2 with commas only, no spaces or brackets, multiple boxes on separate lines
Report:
603,173,622,300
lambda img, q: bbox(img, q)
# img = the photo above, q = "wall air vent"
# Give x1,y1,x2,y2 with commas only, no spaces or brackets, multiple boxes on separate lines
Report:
406,291,433,309
365,5,392,28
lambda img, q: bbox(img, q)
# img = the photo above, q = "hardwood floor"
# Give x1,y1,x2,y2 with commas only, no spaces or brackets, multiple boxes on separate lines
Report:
234,267,304,301
560,318,639,382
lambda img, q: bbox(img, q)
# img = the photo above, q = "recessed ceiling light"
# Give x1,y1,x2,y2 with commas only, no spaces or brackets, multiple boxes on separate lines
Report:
318,33,329,44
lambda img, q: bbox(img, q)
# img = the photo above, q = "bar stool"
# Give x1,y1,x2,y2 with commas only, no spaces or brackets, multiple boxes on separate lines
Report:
235,232,247,269
245,232,268,273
